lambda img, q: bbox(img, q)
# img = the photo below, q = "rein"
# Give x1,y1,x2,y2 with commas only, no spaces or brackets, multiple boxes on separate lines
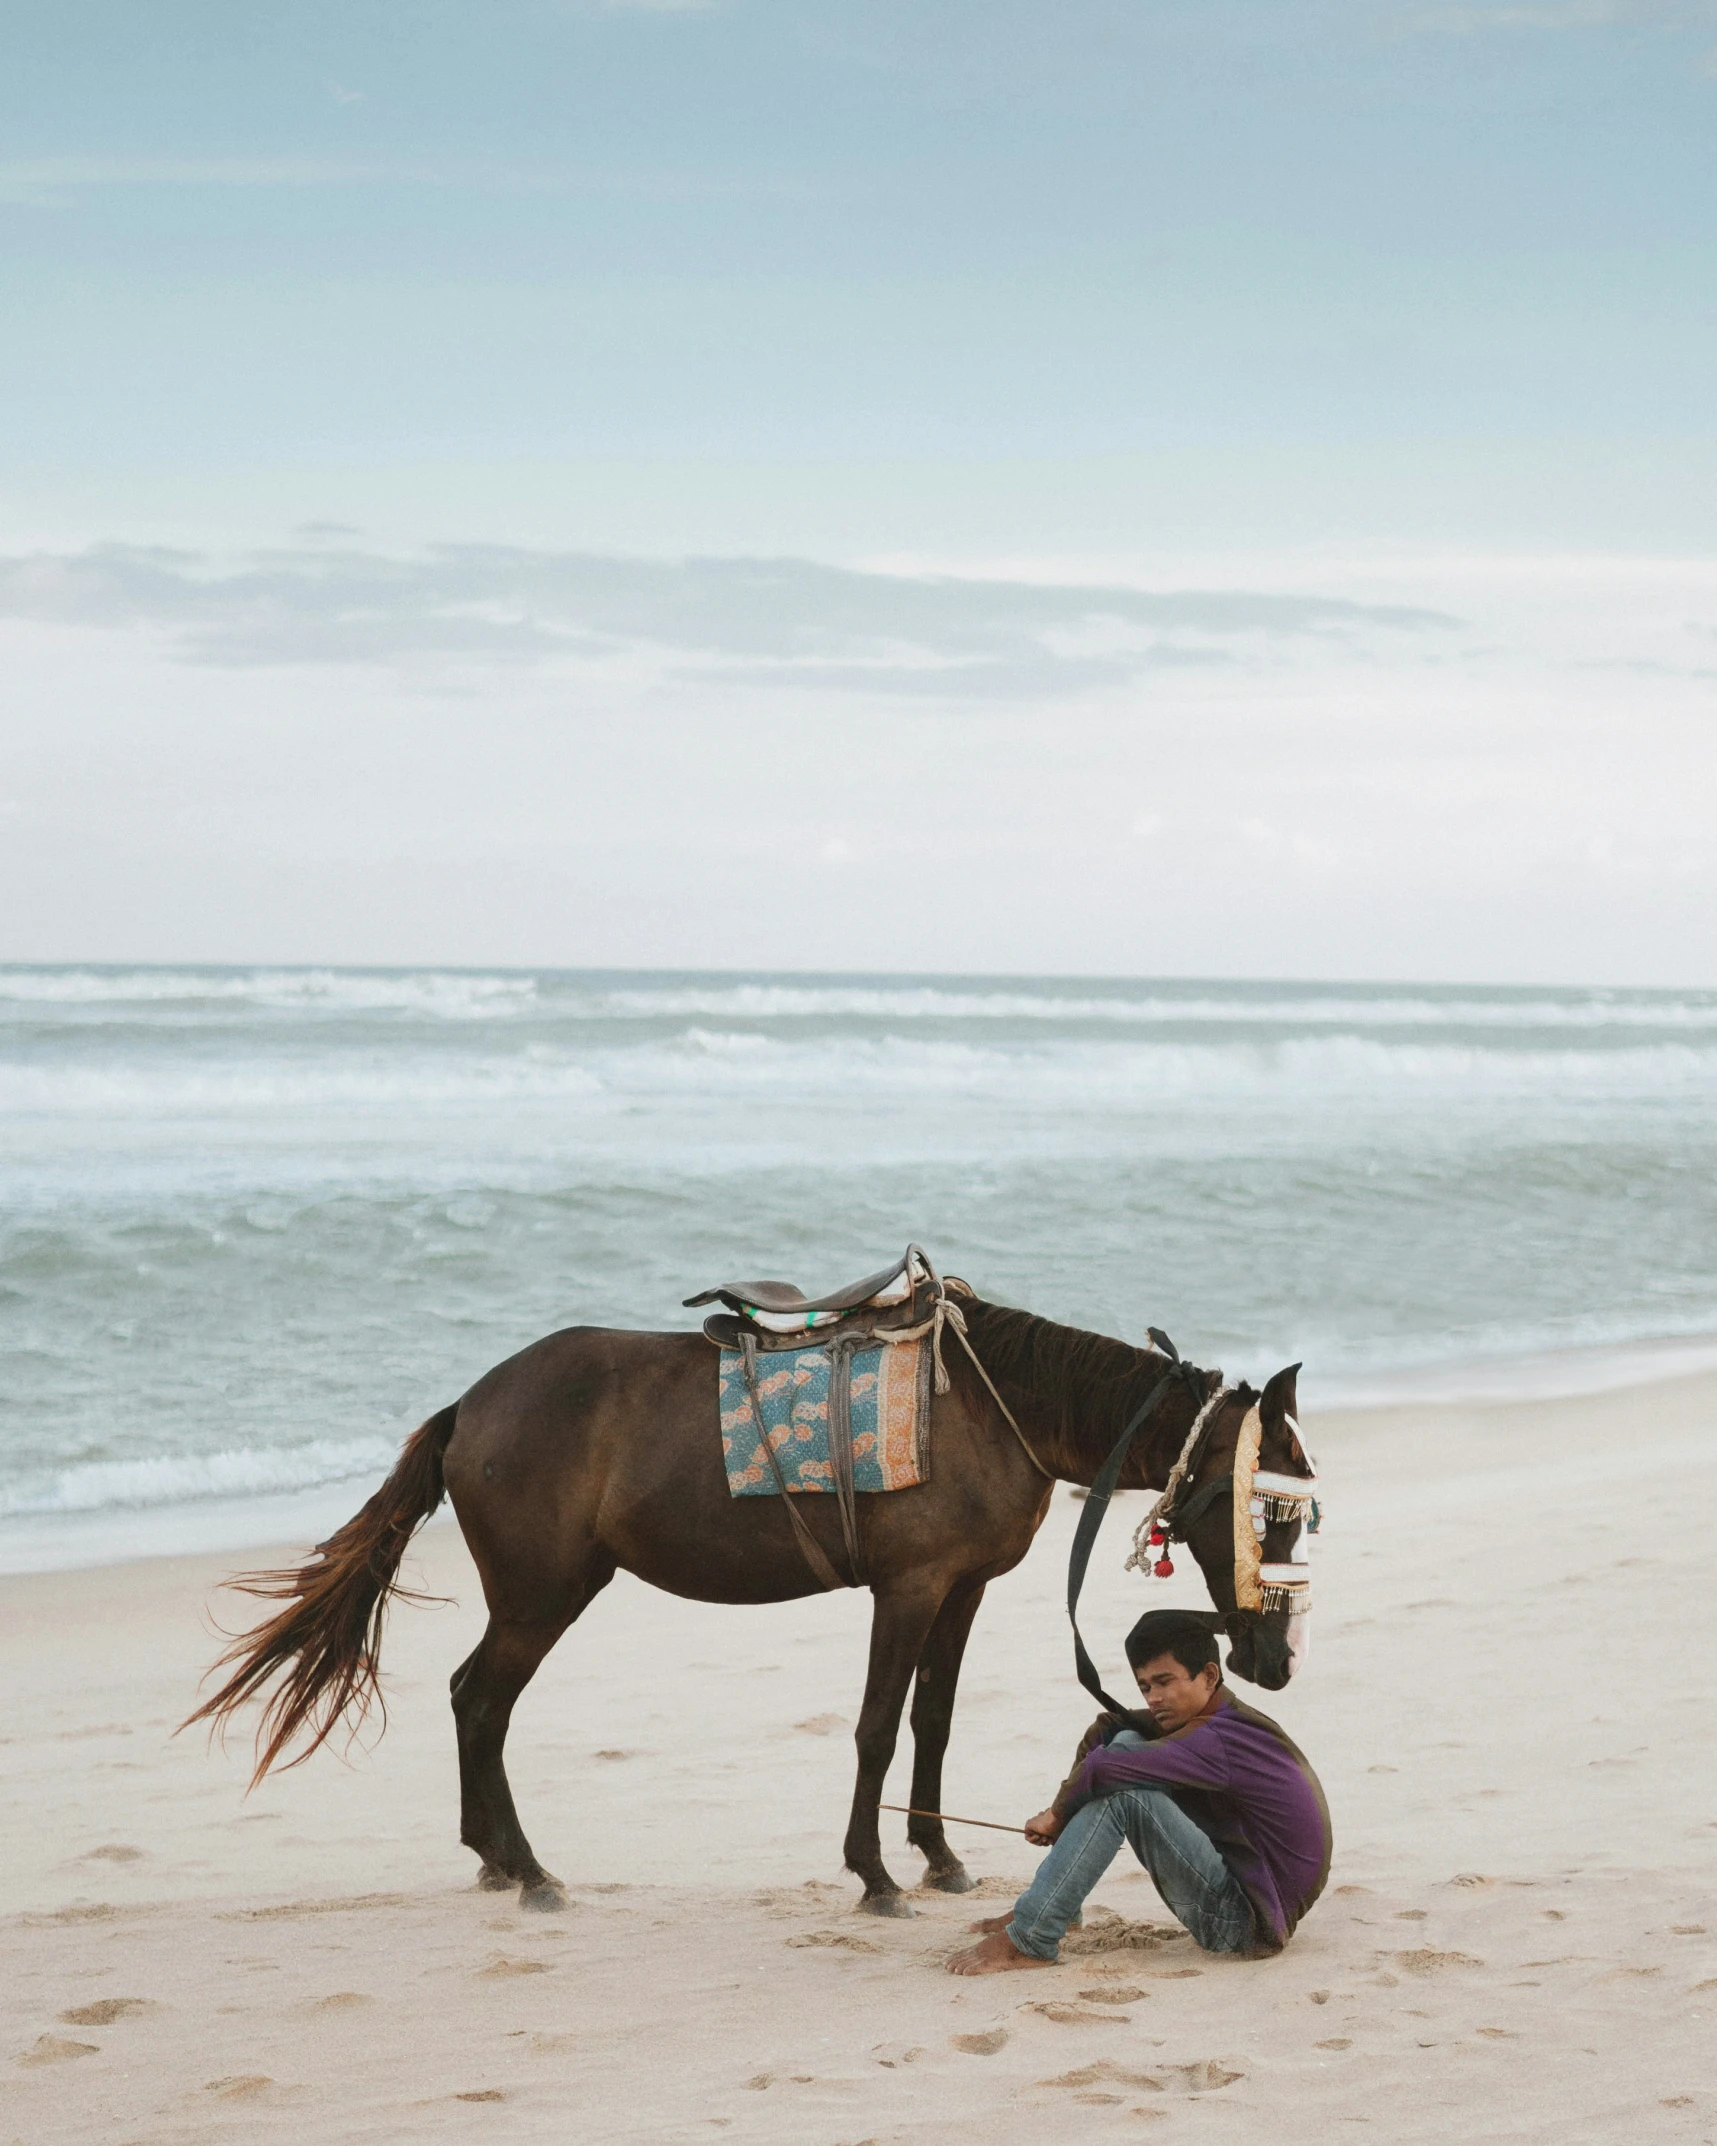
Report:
1065,1334,1213,1715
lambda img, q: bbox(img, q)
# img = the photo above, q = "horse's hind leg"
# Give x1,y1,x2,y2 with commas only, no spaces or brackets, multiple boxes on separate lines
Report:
905,1577,986,1894
452,1556,614,1912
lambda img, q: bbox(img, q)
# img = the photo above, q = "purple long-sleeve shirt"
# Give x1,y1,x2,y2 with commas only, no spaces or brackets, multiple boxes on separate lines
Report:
1058,1691,1332,1951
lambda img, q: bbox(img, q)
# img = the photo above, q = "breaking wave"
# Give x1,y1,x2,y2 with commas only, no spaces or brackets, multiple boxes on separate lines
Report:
0,1436,400,1519
3,963,1714,1564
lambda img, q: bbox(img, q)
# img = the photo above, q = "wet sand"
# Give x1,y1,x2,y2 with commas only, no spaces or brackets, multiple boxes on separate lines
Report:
3,1373,1714,2142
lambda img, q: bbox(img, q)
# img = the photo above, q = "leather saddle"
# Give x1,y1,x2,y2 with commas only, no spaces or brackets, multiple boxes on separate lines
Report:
685,1244,940,1352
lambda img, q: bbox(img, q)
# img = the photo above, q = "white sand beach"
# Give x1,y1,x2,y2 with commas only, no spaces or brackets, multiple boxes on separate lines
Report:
4,1372,1715,2144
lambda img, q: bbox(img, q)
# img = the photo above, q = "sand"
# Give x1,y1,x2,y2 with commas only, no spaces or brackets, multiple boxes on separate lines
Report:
3,1372,1715,2143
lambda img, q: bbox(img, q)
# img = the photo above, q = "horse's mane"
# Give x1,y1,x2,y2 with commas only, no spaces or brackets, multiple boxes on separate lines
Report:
961,1296,1198,1447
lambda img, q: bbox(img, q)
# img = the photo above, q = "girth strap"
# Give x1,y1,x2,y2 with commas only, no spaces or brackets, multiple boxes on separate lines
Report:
738,1334,850,1592
826,1333,866,1585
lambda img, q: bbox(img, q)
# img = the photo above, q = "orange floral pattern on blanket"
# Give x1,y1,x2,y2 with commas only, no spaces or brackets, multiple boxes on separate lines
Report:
718,1338,929,1496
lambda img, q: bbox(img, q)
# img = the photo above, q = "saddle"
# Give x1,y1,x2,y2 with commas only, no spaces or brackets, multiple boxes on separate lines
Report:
685,1244,942,1352
688,1246,957,1595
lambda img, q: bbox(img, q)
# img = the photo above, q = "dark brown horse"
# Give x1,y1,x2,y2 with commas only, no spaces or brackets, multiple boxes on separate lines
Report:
189,1295,1310,1914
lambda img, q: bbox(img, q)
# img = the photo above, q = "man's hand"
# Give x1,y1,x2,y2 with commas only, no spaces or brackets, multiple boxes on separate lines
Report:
1023,1807,1064,1847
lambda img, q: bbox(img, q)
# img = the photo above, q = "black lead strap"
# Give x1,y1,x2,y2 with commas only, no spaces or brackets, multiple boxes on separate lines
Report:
1065,1328,1193,1715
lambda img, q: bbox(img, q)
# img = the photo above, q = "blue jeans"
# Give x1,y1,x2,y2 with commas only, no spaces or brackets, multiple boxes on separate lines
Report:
1007,1733,1254,1960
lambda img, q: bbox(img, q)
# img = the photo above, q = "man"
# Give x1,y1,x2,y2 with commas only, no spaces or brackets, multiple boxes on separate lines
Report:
947,1608,1330,1974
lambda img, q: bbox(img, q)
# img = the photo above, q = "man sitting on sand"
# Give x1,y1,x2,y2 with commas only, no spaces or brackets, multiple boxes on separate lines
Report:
948,1609,1330,1974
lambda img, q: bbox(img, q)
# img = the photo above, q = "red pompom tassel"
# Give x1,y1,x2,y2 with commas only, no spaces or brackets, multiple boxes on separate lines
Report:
1153,1555,1174,1578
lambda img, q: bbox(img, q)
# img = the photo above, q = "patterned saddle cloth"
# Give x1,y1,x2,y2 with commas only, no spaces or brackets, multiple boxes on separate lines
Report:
719,1337,931,1498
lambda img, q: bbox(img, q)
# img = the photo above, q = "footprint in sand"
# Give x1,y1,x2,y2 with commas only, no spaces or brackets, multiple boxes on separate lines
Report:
793,1714,848,1735
455,2090,506,2102
1022,2002,1130,2027
204,2075,273,2099
1037,2061,1164,2094
1078,1987,1146,2004
1163,2060,1244,2092
16,2035,99,2066
1314,2038,1352,2050
60,1999,155,2026
785,1930,883,1953
1392,1949,1484,1975
80,1844,146,1863
480,1956,552,1977
951,2030,1008,2055
306,1993,372,2012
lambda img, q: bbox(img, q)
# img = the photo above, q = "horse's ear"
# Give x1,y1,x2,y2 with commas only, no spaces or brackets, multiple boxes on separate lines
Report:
1260,1362,1302,1435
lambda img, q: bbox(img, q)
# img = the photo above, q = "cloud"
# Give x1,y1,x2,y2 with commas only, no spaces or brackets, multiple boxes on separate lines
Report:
0,543,1454,697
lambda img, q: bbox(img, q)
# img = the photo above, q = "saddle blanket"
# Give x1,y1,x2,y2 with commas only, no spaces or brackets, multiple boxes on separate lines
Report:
719,1338,930,1498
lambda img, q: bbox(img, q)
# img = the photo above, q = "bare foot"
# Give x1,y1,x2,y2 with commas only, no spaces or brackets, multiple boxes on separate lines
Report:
947,1929,1053,1977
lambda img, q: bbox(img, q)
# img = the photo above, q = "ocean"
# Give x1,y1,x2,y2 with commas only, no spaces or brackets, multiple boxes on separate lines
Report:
3,965,1714,1571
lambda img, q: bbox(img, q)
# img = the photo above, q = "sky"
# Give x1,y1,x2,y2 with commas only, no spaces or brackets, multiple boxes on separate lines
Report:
2,0,1715,980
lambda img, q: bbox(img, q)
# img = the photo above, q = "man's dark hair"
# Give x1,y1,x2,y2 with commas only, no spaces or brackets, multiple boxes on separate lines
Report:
1123,1609,1222,1680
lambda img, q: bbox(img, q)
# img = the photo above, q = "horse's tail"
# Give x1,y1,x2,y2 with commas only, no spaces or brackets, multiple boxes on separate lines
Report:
181,1404,459,1785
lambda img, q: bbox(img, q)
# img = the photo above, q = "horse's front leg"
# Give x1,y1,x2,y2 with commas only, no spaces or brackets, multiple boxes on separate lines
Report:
844,1582,946,1916
905,1576,986,1893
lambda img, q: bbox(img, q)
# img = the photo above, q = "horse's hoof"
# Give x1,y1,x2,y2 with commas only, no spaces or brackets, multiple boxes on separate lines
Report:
858,1891,915,1919
921,1865,978,1895
475,1864,514,1893
518,1877,569,1914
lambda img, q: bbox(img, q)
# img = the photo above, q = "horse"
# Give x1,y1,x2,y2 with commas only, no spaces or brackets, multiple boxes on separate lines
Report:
187,1293,1312,1915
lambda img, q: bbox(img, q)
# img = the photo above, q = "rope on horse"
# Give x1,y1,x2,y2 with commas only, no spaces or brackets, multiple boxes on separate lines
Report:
1125,1382,1234,1574
873,1285,1056,1481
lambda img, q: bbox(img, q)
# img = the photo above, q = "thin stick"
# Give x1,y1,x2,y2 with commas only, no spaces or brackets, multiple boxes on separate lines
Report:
880,1802,1028,1836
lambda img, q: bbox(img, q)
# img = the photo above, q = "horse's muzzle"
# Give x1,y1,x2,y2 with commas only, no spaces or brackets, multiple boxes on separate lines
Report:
1223,1612,1294,1690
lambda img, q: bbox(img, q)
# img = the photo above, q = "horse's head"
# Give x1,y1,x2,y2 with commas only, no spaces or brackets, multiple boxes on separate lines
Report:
1167,1363,1315,1693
